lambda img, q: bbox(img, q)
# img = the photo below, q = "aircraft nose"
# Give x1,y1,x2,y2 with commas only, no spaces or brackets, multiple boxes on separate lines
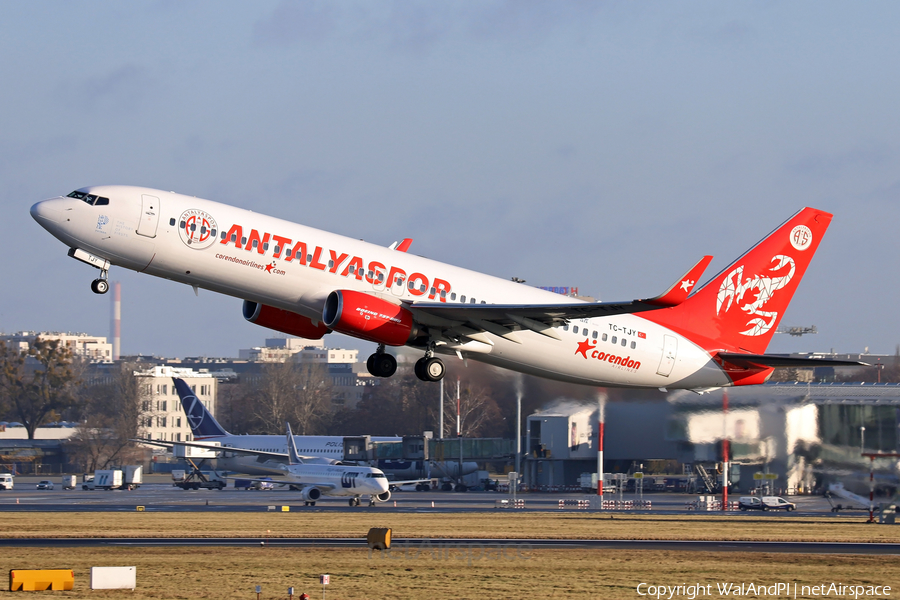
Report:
30,198,66,225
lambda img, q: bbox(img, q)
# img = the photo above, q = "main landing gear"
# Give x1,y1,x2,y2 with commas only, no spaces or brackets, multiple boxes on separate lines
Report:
90,269,110,294
366,345,397,378
414,343,445,382
349,496,361,507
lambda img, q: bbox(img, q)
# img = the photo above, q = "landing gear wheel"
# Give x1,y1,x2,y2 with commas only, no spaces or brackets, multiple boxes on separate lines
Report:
349,498,356,507
369,498,376,507
414,358,427,381
91,279,109,294
423,357,445,382
367,353,397,377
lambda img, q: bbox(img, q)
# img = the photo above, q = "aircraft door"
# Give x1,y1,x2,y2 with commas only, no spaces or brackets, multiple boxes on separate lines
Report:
657,334,677,377
137,194,160,238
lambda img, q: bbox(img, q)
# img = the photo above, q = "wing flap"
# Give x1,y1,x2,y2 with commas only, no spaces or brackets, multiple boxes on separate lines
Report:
716,353,869,369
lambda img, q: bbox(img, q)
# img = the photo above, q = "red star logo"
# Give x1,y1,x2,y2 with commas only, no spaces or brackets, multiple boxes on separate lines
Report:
575,338,595,359
265,263,274,273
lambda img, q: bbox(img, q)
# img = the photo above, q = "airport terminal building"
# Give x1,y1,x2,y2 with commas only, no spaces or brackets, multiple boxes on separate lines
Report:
525,383,900,494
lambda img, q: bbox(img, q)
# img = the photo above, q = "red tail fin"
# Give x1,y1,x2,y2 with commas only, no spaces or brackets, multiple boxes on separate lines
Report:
642,208,832,355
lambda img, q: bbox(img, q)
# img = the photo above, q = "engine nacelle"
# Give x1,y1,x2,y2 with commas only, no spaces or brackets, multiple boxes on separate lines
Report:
243,300,330,340
323,290,416,346
374,490,391,503
300,486,321,502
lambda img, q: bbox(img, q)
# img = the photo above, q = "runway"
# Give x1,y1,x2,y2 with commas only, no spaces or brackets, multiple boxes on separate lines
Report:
0,537,897,555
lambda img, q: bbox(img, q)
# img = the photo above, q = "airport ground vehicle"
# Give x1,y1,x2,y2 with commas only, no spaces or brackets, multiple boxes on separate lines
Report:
36,480,54,490
0,473,13,490
61,475,77,490
738,496,796,511
82,466,142,491
172,469,226,490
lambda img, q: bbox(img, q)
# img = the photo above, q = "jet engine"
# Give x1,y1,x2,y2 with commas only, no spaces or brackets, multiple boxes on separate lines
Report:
374,490,391,503
300,487,321,502
243,300,330,339
323,290,416,346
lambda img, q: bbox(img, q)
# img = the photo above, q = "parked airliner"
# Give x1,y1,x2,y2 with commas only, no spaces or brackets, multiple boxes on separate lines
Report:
30,186,860,389
172,378,477,481
146,422,394,506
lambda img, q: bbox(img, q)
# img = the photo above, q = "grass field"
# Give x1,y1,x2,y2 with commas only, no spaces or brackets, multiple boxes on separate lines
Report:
1,511,898,543
1,512,897,599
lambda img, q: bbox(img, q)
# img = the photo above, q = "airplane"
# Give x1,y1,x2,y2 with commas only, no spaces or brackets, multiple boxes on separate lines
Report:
144,422,394,506
171,377,477,482
30,186,863,390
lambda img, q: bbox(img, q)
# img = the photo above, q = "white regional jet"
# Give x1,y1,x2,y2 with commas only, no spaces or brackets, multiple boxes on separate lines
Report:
30,186,860,389
148,422,394,506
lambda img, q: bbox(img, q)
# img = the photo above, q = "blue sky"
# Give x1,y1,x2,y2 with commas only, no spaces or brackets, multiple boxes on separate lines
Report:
2,2,899,358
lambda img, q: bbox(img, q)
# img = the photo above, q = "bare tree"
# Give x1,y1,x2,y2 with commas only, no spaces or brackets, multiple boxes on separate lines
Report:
250,361,333,435
68,362,150,471
0,339,80,439
442,379,502,438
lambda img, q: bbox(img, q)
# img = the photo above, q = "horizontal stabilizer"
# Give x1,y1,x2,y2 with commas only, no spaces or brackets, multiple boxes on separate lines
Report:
716,353,869,369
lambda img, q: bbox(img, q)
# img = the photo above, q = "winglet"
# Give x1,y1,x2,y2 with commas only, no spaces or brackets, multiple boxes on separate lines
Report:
286,422,302,465
643,256,713,307
389,238,413,252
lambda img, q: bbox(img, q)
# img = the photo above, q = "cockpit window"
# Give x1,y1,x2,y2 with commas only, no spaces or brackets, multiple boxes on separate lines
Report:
366,473,387,479
67,191,109,206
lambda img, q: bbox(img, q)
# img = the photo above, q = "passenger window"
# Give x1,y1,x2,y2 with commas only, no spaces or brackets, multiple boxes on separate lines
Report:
430,287,435,296
286,248,293,257
274,246,280,254
573,326,579,334
611,336,617,344
252,240,258,249
631,341,636,349
421,284,427,293
231,233,237,242
328,260,334,269
460,295,466,303
263,242,269,251
621,338,627,347
440,290,447,298
563,324,569,331
470,298,476,304
592,331,598,339
451,293,457,301
481,300,486,304
170,218,176,226
602,333,608,342
221,231,227,240
241,237,247,245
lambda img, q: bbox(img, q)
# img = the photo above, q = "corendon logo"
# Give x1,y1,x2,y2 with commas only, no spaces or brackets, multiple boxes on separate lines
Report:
219,223,453,302
716,254,796,337
575,339,642,370
178,209,218,250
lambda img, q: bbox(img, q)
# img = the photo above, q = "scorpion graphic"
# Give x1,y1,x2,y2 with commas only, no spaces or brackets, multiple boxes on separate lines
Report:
716,255,795,337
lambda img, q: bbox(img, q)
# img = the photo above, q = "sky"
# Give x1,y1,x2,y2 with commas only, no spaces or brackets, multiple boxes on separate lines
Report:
2,2,899,359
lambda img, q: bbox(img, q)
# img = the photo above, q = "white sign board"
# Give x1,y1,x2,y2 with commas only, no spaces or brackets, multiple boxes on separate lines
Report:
90,566,136,590
321,575,330,585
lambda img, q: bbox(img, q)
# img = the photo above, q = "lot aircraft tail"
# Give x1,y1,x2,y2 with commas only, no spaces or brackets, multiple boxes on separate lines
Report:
173,378,229,439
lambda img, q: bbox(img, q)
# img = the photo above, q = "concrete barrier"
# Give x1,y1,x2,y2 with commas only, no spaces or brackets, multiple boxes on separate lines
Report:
367,527,392,550
90,567,136,590
9,570,74,591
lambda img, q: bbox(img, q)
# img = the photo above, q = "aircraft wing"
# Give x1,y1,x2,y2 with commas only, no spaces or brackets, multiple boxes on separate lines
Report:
134,439,296,460
407,256,713,341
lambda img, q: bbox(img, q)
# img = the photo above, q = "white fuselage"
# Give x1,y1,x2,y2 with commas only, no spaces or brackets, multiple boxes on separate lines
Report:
30,186,730,388
277,463,389,498
201,434,477,479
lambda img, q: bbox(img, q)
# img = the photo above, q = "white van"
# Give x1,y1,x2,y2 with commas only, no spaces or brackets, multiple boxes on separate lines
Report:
0,473,14,490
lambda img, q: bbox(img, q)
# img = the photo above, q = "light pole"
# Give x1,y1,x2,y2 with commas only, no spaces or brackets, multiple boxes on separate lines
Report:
860,426,866,456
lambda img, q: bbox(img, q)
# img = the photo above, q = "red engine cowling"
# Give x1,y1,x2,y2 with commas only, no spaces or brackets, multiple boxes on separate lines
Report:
242,301,330,340
323,290,416,346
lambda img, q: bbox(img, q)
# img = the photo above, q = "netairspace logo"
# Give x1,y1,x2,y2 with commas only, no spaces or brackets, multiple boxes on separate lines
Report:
636,582,891,599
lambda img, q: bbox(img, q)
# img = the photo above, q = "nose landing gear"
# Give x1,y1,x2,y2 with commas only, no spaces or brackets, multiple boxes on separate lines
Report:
90,270,110,294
